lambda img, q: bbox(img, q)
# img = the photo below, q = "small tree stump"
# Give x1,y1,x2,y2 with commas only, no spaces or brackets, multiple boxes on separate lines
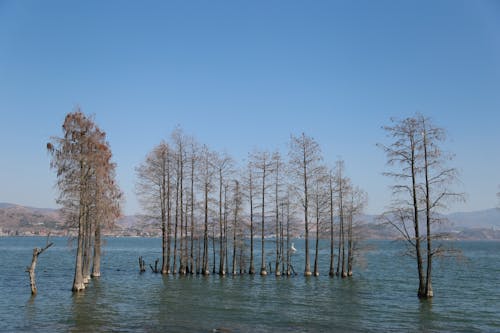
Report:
150,258,160,273
26,241,53,295
138,256,146,273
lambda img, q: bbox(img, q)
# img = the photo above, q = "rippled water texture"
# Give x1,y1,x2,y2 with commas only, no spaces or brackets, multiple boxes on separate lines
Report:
0,237,499,332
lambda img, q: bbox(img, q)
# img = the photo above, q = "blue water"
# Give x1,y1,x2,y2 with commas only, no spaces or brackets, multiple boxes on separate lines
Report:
0,237,499,332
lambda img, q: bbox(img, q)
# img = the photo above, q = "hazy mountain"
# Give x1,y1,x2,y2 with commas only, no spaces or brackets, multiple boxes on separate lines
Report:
1,202,499,239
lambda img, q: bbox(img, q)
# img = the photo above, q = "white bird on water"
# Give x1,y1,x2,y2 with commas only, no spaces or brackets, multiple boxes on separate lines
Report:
290,243,297,253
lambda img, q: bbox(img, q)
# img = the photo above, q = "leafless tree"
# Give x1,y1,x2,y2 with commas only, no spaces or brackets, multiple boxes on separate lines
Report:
245,160,257,275
136,141,172,274
380,114,462,298
251,150,274,276
272,151,285,276
288,133,324,276
334,160,351,278
345,186,367,277
312,166,328,277
328,170,336,277
214,152,233,276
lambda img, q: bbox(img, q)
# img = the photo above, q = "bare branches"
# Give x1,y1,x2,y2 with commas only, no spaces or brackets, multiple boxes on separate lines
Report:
380,113,464,298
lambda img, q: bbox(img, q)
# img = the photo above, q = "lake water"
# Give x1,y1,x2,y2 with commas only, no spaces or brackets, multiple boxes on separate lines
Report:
0,237,499,332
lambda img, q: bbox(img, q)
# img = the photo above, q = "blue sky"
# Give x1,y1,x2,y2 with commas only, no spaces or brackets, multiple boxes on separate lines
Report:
0,0,499,215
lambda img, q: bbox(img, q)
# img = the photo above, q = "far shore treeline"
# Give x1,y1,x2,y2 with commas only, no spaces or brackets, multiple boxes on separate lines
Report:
47,109,462,299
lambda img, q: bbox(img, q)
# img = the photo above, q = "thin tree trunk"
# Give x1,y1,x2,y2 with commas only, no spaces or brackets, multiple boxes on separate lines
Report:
91,218,101,278
347,210,353,277
203,184,209,275
313,192,320,276
190,157,195,274
249,170,255,275
219,169,225,276
260,164,267,276
423,127,434,298
303,145,311,276
173,177,179,274
329,176,335,277
411,136,425,297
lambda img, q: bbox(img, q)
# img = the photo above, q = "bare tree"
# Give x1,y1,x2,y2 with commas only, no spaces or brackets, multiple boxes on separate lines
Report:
288,133,324,276
214,152,233,276
380,114,462,298
231,180,243,275
380,116,425,295
419,114,462,297
136,142,172,274
198,145,215,275
328,170,336,277
245,160,257,275
345,186,367,277
335,160,350,278
272,151,285,276
251,150,274,276
312,167,328,277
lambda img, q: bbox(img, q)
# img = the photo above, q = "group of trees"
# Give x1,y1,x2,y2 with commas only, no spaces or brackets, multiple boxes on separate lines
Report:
136,130,367,279
48,110,462,300
47,110,122,291
379,113,462,299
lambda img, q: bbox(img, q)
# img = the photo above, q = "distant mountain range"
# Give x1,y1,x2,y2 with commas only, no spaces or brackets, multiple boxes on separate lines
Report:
1,202,499,240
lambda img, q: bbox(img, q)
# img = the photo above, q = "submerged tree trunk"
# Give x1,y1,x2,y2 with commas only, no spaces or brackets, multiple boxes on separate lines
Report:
329,174,335,277
313,192,320,277
91,219,101,278
27,241,53,295
203,184,210,275
347,211,353,277
411,139,426,298
249,169,255,275
73,197,86,292
423,127,434,298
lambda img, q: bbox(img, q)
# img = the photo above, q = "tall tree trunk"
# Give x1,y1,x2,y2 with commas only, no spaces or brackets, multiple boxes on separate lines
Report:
329,176,335,277
313,192,320,276
260,165,267,276
411,137,425,297
219,169,225,276
249,170,255,275
161,163,168,274
303,146,311,276
173,177,179,274
212,224,216,274
203,184,209,275
286,199,291,276
275,166,281,276
166,169,172,274
190,157,195,274
347,211,353,277
179,157,185,275
91,218,101,278
423,127,434,298
73,193,86,292
224,185,229,276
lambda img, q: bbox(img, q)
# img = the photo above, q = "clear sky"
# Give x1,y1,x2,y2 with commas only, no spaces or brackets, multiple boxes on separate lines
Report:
1,0,499,215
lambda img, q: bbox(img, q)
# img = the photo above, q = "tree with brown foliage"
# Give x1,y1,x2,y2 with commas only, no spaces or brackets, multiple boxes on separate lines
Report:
48,109,121,291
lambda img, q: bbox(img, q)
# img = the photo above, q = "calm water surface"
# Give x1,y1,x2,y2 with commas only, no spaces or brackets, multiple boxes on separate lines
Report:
0,237,499,332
